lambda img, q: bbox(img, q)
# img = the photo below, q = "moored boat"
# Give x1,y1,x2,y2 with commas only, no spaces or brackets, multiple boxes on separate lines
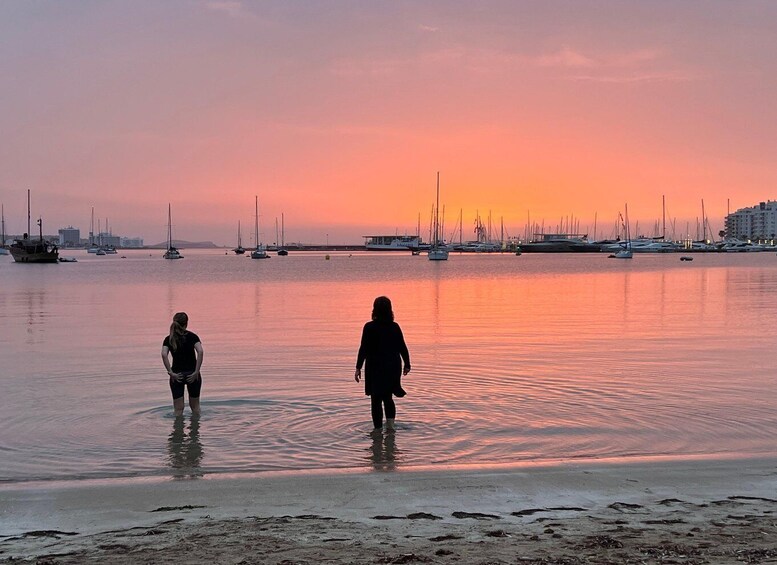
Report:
428,172,449,261
163,203,183,260
250,195,269,259
718,239,766,252
9,191,59,264
233,221,245,254
0,204,9,255
10,232,59,263
608,205,633,259
517,235,601,253
276,214,289,256
364,235,422,251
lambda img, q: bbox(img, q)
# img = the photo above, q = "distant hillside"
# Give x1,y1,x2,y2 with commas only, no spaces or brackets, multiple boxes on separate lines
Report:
148,240,220,249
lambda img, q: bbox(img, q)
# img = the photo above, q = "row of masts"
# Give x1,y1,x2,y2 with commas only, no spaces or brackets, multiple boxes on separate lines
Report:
87,207,117,247
420,195,718,246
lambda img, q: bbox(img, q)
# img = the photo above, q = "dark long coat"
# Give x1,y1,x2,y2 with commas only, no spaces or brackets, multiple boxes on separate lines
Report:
356,320,411,397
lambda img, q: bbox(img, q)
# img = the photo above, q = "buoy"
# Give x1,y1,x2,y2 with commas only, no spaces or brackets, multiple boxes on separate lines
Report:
325,254,330,260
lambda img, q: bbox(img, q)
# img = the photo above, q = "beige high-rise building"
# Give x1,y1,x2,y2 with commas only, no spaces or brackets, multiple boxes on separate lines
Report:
725,201,777,242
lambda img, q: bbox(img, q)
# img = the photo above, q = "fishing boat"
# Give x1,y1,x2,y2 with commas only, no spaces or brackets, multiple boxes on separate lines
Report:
233,221,245,254
428,172,449,261
9,190,59,263
250,195,269,259
0,204,9,255
163,204,183,260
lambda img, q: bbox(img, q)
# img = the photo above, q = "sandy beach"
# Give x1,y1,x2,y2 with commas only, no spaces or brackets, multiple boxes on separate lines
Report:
2,457,777,563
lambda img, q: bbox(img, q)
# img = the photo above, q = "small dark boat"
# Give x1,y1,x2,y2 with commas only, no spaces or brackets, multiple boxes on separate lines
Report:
277,248,288,256
233,221,245,254
10,191,58,264
680,256,693,261
11,234,59,263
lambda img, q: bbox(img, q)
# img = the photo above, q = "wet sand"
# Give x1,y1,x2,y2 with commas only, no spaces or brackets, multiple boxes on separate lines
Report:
2,457,777,564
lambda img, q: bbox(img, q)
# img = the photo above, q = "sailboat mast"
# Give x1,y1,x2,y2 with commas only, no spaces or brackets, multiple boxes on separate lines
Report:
27,189,31,237
662,195,666,240
255,195,259,246
435,172,440,246
167,204,173,248
701,199,707,242
281,213,285,247
624,203,631,250
459,209,463,246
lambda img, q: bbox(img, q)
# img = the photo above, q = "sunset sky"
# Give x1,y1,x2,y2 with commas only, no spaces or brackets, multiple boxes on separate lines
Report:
2,1,776,245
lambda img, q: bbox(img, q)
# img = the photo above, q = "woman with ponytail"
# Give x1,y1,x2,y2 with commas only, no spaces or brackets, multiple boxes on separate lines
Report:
161,312,204,416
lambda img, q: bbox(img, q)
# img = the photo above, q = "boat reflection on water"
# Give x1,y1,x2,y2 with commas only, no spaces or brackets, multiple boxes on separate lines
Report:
167,416,203,478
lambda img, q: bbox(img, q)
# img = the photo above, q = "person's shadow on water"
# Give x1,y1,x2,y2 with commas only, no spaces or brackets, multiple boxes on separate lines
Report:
167,416,204,478
369,429,399,471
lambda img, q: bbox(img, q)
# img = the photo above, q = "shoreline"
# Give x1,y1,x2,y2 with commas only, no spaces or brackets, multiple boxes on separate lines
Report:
2,456,776,562
0,449,771,491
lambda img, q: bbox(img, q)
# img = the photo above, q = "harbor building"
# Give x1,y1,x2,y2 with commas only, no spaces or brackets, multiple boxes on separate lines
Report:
725,201,777,242
58,226,81,247
97,232,121,248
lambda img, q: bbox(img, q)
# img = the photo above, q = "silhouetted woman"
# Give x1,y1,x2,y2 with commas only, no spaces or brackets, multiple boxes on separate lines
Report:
355,296,411,430
161,312,204,417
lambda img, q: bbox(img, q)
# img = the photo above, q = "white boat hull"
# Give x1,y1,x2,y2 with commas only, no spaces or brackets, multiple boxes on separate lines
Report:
251,246,269,259
163,249,183,259
428,248,449,261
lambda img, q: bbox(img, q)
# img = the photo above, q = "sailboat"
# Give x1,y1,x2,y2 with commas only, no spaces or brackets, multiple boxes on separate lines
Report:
610,204,633,259
428,172,449,261
95,219,106,255
9,190,59,263
0,204,9,255
86,207,99,253
103,218,117,253
250,195,269,259
277,213,288,256
233,221,245,254
163,203,183,259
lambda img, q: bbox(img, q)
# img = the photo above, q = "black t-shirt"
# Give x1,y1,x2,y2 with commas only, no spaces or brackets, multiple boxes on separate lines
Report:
163,331,201,373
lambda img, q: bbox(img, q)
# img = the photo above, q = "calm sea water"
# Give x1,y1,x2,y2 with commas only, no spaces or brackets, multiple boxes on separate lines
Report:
1,249,777,484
